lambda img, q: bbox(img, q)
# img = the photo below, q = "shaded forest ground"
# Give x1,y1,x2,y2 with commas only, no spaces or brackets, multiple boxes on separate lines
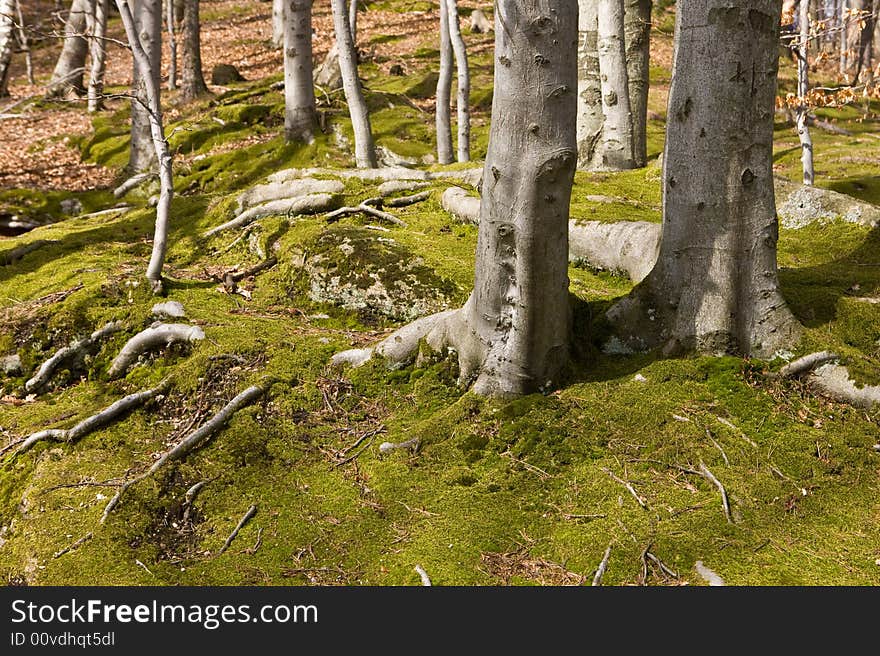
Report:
0,1,879,585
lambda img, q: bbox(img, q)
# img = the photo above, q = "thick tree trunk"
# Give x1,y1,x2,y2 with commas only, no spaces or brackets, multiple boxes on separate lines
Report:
595,0,636,170
576,0,603,168
179,0,207,101
797,0,814,185
47,0,92,97
330,0,376,167
435,0,454,164
624,0,651,167
128,0,162,173
853,0,875,81
333,0,578,397
606,0,801,357
166,0,177,89
0,0,14,97
272,0,283,47
87,0,108,111
117,0,173,293
283,0,316,142
445,0,470,162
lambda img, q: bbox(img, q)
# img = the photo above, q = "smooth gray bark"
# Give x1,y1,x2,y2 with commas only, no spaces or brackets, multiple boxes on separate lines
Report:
595,0,636,170
272,0,283,47
283,0,316,142
0,0,14,97
797,0,814,185
87,0,108,111
13,0,34,85
445,0,470,162
839,0,848,74
853,0,875,81
624,0,651,167
576,0,603,167
47,0,92,97
435,0,454,164
349,0,357,42
128,0,162,173
117,0,173,292
330,0,376,167
606,0,801,357
166,0,177,89
180,0,207,100
334,0,578,397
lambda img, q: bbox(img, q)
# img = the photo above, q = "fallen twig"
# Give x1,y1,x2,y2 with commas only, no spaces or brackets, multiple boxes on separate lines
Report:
602,467,648,510
645,550,678,579
698,462,733,524
218,504,257,555
592,544,612,586
715,416,757,448
182,479,210,524
705,429,729,466
325,202,407,227
414,564,432,586
53,532,93,559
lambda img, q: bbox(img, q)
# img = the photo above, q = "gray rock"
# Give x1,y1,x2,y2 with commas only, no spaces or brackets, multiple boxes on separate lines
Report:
211,64,245,85
775,177,880,229
60,198,83,215
1,354,21,376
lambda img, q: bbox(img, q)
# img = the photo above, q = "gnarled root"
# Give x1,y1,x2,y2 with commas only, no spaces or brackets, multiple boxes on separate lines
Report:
568,220,660,283
236,178,344,213
26,321,124,393
101,383,268,522
769,351,880,409
440,186,480,224
107,323,205,379
203,193,337,238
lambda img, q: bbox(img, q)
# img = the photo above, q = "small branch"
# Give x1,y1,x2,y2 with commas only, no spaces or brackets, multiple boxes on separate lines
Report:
645,550,678,579
602,467,648,510
218,504,257,555
705,429,729,466
591,544,612,586
414,564,432,586
715,416,757,448
53,532,93,559
698,462,733,524
182,479,209,524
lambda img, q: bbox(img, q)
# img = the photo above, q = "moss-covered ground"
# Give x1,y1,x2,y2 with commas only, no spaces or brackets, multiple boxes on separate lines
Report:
0,3,879,586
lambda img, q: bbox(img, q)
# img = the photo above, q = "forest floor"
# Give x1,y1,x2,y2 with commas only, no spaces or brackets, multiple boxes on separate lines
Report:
1,1,880,585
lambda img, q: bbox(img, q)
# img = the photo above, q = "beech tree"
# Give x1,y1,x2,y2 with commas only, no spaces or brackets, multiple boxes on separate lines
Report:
47,0,92,97
87,0,109,111
445,0,469,162
435,0,454,164
179,0,207,100
595,0,636,169
0,0,14,96
796,0,814,185
333,0,578,397
282,0,317,142
625,0,651,167
128,0,162,173
606,0,801,357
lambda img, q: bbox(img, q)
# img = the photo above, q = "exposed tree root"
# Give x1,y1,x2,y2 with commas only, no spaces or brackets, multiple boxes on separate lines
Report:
0,240,57,266
325,199,407,227
236,178,345,213
218,504,257,555
10,382,168,457
385,191,430,207
379,437,419,454
440,186,480,224
772,351,840,379
769,350,880,409
378,180,430,197
414,564,432,586
113,172,154,198
100,384,268,523
266,165,483,186
107,323,206,379
203,194,337,238
26,321,124,393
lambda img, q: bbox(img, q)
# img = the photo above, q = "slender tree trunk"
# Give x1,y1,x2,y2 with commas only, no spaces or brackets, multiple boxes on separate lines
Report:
445,0,469,162
624,0,651,167
14,0,34,85
349,0,357,42
595,0,636,169
283,0,316,142
797,0,815,185
330,0,376,167
0,0,14,97
179,0,207,100
116,0,173,294
272,0,283,47
87,0,108,111
576,0,603,168
166,0,177,89
607,0,800,357
47,0,92,97
839,0,848,74
435,0,454,164
129,0,162,173
853,0,875,81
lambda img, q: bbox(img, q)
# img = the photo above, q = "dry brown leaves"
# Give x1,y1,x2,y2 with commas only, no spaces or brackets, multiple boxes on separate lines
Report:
481,545,586,585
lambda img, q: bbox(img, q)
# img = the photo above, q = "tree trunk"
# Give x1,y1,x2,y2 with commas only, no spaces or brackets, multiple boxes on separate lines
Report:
0,0,14,97
272,0,283,47
576,0,603,168
839,0,848,75
624,0,651,167
595,0,636,170
435,0,454,164
117,0,173,294
87,0,108,111
332,0,578,398
14,0,34,85
797,0,815,185
283,0,316,142
853,0,875,82
330,0,376,167
179,0,207,101
128,0,162,173
349,0,357,42
166,0,177,89
47,0,92,97
606,0,801,357
445,0,470,162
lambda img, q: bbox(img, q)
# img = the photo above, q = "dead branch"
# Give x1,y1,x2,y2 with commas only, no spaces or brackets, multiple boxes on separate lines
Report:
772,351,839,379
101,384,268,522
26,321,124,393
698,462,733,524
602,467,648,510
715,416,757,448
182,479,209,524
218,504,257,554
592,543,612,586
107,323,205,379
414,564,432,586
705,429,729,466
52,532,93,559
645,550,678,579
